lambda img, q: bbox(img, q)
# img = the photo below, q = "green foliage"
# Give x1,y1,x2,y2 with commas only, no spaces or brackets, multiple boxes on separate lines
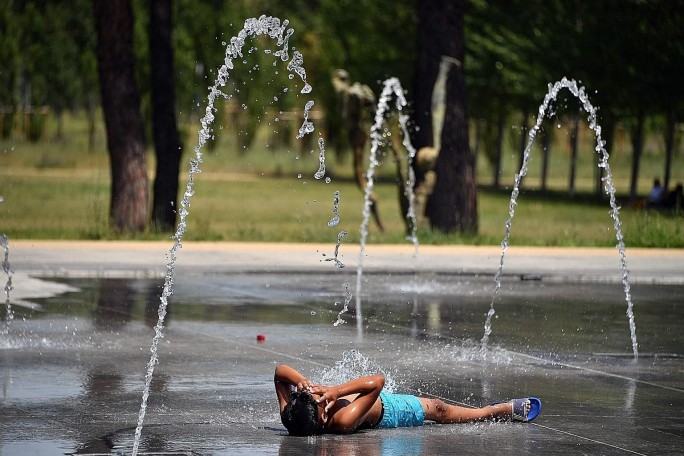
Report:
5,0,681,148
4,0,96,110
464,0,684,185
466,0,684,120
0,0,21,109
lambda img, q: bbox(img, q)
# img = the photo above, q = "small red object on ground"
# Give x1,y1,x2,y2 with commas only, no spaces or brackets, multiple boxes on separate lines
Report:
256,334,266,342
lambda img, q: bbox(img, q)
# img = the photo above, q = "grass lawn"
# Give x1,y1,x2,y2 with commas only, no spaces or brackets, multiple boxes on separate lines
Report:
0,110,682,247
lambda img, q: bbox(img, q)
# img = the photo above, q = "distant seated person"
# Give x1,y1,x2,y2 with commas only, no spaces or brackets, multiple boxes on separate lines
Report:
274,364,541,436
647,178,665,208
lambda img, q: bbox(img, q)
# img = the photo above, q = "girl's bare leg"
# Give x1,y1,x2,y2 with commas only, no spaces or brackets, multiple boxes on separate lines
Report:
418,398,516,423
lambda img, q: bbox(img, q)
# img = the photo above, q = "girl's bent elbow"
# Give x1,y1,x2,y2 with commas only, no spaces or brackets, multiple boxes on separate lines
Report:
274,364,288,381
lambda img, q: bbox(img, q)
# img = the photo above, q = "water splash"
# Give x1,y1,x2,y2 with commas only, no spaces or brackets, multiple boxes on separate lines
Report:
333,283,353,327
313,137,326,179
352,78,419,335
327,190,341,227
132,15,319,455
297,100,315,138
480,77,638,359
1,234,14,334
325,230,347,269
312,349,398,393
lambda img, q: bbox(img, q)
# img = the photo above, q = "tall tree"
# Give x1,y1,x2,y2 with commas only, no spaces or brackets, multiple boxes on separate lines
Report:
149,0,182,231
414,0,477,233
93,0,148,232
412,1,441,152
0,0,19,138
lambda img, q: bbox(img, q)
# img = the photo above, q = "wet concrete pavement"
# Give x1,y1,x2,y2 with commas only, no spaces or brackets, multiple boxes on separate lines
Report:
7,240,684,283
1,241,683,455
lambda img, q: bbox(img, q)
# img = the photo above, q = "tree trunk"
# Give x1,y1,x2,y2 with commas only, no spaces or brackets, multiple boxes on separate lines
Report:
423,0,476,233
540,122,552,192
629,109,645,201
412,0,442,152
493,103,505,188
93,0,148,233
55,108,64,141
87,89,97,153
411,0,454,192
150,0,182,231
663,106,676,192
568,114,580,196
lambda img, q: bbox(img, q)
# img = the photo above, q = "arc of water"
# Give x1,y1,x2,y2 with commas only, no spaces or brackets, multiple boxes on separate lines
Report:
392,85,420,249
351,78,419,336
132,15,320,455
480,77,638,359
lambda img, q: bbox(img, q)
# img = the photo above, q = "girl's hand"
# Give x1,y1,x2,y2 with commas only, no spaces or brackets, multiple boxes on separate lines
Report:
312,385,338,412
296,379,314,392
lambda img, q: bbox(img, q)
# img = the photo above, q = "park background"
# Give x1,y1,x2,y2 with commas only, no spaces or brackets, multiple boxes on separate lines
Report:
2,4,683,456
0,0,682,247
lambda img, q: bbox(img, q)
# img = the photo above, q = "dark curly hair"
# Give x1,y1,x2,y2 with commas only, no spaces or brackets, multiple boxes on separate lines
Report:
281,390,323,436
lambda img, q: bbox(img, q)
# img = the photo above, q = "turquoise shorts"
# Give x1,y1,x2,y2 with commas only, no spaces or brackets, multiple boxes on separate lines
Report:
377,391,426,428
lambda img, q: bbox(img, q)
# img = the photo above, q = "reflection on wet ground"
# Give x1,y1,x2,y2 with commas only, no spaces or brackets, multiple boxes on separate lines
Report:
1,273,683,455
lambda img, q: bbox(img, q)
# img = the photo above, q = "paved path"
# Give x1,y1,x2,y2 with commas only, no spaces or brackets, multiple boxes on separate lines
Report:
9,240,684,284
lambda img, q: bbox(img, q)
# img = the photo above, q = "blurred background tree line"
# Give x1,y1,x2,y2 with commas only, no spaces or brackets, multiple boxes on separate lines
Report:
0,0,682,233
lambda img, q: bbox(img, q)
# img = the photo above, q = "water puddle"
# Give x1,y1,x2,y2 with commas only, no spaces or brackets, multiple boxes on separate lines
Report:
10,274,684,355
